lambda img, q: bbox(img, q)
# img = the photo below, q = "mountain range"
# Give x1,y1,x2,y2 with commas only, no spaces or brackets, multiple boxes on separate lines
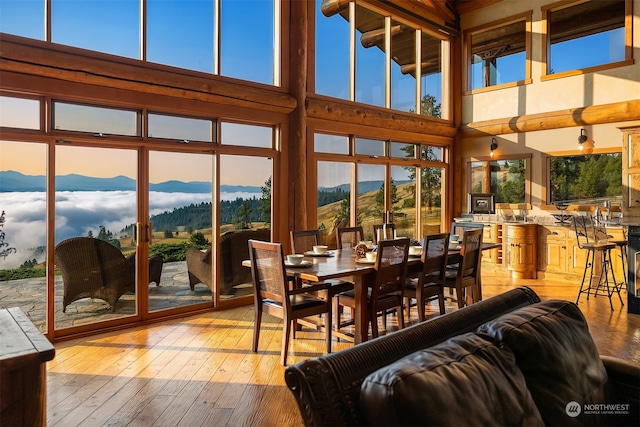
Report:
0,170,260,194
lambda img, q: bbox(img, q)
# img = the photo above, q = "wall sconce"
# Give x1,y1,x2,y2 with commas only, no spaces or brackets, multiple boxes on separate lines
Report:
578,129,587,151
490,138,498,157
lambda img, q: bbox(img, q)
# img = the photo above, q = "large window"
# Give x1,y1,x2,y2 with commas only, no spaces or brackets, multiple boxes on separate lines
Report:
315,0,350,100
51,0,140,59
543,0,628,77
549,153,622,206
314,1,451,119
470,159,528,204
315,132,447,243
465,13,530,92
1,0,279,86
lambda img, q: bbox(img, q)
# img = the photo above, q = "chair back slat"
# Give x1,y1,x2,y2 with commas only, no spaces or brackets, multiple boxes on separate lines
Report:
372,223,396,244
290,229,320,254
459,229,482,278
372,238,410,300
249,240,287,305
422,233,450,280
336,226,364,249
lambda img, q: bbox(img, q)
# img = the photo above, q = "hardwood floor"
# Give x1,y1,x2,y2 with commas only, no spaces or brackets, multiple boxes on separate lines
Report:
46,277,640,426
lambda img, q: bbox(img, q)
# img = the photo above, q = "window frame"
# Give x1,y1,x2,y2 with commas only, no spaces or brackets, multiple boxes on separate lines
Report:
463,11,532,94
541,147,623,210
541,0,633,81
466,153,533,211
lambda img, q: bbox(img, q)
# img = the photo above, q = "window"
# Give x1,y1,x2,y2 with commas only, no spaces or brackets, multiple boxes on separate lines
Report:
220,122,273,149
0,0,45,40
470,159,528,204
355,137,385,157
4,0,279,86
466,13,530,92
148,113,215,143
315,133,349,154
391,19,417,113
52,101,140,136
544,0,628,77
0,96,40,130
220,0,275,85
549,153,622,206
147,0,214,73
355,5,386,108
315,0,350,99
421,31,447,118
314,1,452,119
51,0,140,59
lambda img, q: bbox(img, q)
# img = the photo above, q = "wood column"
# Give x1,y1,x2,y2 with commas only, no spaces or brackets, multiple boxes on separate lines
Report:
289,0,308,233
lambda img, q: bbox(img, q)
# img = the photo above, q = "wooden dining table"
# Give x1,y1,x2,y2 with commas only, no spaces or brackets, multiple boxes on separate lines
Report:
243,242,501,345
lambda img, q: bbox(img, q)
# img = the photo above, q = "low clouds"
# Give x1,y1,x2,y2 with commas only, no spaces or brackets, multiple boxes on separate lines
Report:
1,190,254,269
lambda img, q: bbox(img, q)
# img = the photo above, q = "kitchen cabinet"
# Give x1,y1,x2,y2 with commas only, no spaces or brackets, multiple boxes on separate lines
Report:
504,224,537,279
622,126,640,220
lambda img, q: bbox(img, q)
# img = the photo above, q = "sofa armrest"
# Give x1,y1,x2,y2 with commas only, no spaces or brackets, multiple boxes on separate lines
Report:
601,355,640,405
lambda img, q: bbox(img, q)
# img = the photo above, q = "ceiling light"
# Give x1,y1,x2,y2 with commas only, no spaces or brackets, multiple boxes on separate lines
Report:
490,138,498,158
578,129,587,151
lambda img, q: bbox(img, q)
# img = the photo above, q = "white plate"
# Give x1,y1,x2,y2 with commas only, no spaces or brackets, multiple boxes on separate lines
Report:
304,251,333,257
285,260,312,267
356,258,376,264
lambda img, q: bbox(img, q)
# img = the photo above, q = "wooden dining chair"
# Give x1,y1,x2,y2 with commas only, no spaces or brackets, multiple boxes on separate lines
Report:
334,237,410,341
248,239,332,365
336,226,364,249
290,229,354,329
290,229,321,254
444,229,483,309
372,223,396,244
404,233,449,322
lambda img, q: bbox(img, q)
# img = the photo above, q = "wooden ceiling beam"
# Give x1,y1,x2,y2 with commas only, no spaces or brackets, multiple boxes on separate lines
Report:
459,100,640,137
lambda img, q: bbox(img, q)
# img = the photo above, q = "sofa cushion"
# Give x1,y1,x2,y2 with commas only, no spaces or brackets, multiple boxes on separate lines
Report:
478,300,608,426
359,332,544,426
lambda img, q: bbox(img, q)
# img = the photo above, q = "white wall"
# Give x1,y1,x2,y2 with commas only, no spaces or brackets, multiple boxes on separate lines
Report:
457,0,640,213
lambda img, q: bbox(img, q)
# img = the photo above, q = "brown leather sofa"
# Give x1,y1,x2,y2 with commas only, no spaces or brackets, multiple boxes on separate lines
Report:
285,287,639,426
186,228,270,296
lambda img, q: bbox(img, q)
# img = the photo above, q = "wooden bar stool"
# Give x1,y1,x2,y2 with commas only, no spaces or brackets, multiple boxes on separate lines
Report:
573,216,624,310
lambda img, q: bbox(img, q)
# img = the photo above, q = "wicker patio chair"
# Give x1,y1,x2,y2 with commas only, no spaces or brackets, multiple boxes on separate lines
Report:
186,228,271,296
55,237,164,312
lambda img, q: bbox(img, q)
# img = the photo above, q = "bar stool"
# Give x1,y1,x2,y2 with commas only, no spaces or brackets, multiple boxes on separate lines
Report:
592,220,627,291
573,216,624,310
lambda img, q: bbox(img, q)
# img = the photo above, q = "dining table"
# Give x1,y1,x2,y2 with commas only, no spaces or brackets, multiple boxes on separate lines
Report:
244,241,501,345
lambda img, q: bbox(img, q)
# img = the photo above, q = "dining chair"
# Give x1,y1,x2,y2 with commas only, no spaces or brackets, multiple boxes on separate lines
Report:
290,229,322,254
404,233,449,322
289,229,354,329
372,223,396,244
336,226,364,249
444,229,483,309
334,237,410,341
248,239,332,365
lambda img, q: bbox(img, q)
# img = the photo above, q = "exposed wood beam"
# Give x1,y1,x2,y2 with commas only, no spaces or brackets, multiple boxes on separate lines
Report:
459,100,640,137
307,95,457,138
453,0,502,16
0,37,296,114
360,24,408,48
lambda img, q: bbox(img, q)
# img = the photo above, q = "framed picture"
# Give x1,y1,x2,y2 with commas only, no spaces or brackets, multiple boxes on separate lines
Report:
468,193,495,214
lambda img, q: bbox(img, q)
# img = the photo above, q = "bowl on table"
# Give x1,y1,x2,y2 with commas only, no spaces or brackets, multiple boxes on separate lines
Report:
287,254,304,265
365,252,377,262
408,246,422,256
313,245,328,255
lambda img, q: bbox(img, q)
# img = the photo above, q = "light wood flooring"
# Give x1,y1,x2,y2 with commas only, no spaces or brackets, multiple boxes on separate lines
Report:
46,277,640,426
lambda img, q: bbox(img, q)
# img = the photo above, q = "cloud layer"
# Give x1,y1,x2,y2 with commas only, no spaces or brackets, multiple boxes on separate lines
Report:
1,190,256,269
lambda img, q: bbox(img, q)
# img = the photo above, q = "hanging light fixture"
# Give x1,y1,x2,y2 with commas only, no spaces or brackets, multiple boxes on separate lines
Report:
490,138,498,157
578,129,587,151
